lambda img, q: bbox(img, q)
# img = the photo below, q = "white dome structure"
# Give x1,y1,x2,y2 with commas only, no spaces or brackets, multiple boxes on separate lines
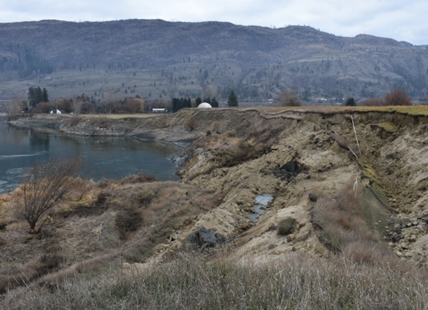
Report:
198,102,212,108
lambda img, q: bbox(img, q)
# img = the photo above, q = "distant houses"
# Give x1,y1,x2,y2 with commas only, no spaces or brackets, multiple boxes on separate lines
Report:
152,108,167,113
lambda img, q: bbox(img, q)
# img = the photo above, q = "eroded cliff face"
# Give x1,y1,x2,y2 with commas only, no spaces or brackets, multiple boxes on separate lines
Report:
4,109,428,267
135,108,428,266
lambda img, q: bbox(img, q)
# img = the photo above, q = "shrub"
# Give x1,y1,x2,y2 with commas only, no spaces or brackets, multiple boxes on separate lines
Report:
277,217,296,236
115,208,143,240
344,97,356,106
184,116,196,131
137,190,155,206
14,158,82,234
32,102,53,113
35,253,63,275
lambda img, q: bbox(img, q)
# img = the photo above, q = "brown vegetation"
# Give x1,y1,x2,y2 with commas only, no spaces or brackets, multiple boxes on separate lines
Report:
32,102,53,114
384,88,413,106
360,89,412,106
359,97,385,106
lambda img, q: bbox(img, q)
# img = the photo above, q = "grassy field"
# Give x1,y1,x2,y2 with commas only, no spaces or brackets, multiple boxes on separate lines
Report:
259,105,428,116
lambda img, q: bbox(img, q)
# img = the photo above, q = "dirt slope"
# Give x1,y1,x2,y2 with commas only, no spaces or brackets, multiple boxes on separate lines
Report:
137,108,428,266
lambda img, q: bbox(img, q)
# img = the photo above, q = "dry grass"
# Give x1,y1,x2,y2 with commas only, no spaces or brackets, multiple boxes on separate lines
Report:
68,115,82,126
80,114,156,119
117,173,156,185
14,253,428,310
0,252,63,294
312,178,381,257
260,105,428,116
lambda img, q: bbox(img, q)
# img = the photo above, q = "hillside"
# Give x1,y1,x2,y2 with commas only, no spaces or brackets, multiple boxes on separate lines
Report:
1,108,428,307
0,20,427,103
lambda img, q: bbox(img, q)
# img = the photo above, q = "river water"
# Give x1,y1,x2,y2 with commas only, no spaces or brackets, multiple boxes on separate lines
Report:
0,121,180,193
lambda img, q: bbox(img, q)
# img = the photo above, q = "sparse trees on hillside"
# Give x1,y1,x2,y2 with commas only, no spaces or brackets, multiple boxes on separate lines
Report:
278,89,301,106
227,90,238,107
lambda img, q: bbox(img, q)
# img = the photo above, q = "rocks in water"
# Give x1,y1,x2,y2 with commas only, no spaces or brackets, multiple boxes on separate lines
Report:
273,160,302,180
188,227,226,250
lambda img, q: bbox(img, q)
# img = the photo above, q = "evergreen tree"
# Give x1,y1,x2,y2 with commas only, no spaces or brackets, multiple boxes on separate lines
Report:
344,97,356,106
28,86,48,108
42,88,49,103
227,90,238,107
28,87,36,108
211,97,219,108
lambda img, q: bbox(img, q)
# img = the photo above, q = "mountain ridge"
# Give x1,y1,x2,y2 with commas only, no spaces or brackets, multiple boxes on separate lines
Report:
0,19,426,102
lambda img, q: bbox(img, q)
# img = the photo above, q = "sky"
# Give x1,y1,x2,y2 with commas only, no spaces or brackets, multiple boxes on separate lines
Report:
0,0,427,45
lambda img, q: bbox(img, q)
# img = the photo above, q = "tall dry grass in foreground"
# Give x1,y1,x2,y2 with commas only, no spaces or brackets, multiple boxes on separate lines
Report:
15,253,428,310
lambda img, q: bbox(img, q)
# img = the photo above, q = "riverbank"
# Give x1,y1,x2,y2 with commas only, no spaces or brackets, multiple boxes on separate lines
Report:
7,112,203,142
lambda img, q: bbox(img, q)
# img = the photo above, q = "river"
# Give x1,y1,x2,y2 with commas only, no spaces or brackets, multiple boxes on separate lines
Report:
0,121,180,193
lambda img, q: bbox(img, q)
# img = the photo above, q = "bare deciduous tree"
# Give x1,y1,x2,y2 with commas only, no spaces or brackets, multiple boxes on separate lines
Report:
15,158,82,234
278,89,301,106
384,89,412,106
72,97,83,114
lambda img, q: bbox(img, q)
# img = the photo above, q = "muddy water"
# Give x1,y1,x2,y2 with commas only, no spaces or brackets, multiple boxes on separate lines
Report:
248,194,274,222
0,122,180,193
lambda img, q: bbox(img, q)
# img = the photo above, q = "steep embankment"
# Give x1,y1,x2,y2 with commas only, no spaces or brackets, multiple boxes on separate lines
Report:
137,108,428,266
1,108,428,304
